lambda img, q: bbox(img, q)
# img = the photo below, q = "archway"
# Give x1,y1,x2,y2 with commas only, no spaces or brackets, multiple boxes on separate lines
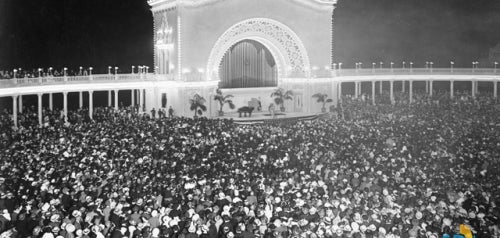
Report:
219,39,278,88
206,18,311,81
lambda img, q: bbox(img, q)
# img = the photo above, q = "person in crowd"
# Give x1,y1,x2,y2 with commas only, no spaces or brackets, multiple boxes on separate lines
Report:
0,89,499,238
169,106,175,118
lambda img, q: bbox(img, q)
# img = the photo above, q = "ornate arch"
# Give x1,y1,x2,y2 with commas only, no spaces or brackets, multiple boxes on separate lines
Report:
206,18,311,81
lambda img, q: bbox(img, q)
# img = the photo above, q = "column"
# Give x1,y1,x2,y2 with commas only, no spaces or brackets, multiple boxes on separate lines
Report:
136,90,140,106
450,81,454,99
19,95,23,113
89,90,94,120
354,82,359,98
338,82,342,103
79,92,83,109
108,90,112,107
425,81,429,93
38,93,43,126
131,89,135,107
114,89,119,110
409,80,413,104
475,81,479,95
358,82,362,97
429,80,433,96
139,89,144,112
49,93,53,111
390,80,394,104
494,81,498,99
471,81,475,98
379,81,383,94
63,92,68,122
371,80,376,105
402,80,405,93
12,95,18,128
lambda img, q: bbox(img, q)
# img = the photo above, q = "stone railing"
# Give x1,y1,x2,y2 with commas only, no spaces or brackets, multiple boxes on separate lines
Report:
0,73,177,88
1,68,499,88
324,68,500,77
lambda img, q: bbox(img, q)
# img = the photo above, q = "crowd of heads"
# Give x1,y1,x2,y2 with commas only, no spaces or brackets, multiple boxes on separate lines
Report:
0,68,91,80
0,89,499,238
0,66,154,80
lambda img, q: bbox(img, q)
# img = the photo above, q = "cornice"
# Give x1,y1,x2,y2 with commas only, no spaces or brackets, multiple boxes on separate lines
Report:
149,0,336,12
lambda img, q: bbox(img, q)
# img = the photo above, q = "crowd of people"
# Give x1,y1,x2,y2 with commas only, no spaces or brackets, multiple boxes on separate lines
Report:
0,69,74,80
0,67,143,80
0,90,499,238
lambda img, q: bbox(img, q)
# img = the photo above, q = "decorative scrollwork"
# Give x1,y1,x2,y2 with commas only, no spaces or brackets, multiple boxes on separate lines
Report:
207,18,311,81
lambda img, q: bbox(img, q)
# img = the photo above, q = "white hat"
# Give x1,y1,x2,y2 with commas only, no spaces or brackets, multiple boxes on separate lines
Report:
41,203,50,212
152,228,160,236
169,220,178,227
42,233,54,238
442,218,452,226
421,222,428,230
351,222,359,232
309,207,317,214
65,224,76,233
415,211,423,220
152,210,158,217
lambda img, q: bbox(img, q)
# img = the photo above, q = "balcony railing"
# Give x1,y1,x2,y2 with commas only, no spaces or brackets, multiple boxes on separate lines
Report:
0,73,177,88
327,68,500,77
1,68,499,88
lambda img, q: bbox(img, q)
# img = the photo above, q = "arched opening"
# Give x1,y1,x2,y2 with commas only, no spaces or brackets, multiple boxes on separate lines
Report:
218,40,278,88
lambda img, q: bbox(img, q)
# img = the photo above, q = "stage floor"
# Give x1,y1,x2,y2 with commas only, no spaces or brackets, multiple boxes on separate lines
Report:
219,111,325,124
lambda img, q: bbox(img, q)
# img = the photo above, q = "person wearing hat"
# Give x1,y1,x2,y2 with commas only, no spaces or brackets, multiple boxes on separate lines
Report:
110,225,128,238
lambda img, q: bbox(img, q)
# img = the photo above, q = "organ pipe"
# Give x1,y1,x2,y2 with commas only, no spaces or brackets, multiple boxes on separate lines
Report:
219,40,277,88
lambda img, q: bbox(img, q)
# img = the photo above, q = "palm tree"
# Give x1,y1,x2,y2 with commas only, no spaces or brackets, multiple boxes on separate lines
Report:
270,88,293,112
214,88,235,116
312,93,333,113
189,94,207,118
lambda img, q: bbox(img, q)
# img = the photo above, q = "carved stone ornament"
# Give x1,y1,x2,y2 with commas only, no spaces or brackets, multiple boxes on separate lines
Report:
207,18,311,81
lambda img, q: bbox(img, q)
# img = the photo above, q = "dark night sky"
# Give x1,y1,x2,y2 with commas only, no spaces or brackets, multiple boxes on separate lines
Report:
1,0,500,72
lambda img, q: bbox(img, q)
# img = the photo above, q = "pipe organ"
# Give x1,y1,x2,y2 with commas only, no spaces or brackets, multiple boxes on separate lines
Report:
219,40,277,88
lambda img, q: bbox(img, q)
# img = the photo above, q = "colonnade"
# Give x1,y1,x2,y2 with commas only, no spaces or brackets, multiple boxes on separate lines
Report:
337,79,499,105
9,89,146,127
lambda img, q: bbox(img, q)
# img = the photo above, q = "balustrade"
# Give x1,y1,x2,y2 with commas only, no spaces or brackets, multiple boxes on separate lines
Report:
0,73,177,88
1,69,499,90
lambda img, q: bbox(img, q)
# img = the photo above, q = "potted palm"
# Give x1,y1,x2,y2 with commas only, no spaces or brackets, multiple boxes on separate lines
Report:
214,88,235,116
189,93,207,118
312,93,333,113
271,88,293,112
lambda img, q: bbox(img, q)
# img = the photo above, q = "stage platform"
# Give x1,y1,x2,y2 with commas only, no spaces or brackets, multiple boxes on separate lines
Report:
219,111,327,124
